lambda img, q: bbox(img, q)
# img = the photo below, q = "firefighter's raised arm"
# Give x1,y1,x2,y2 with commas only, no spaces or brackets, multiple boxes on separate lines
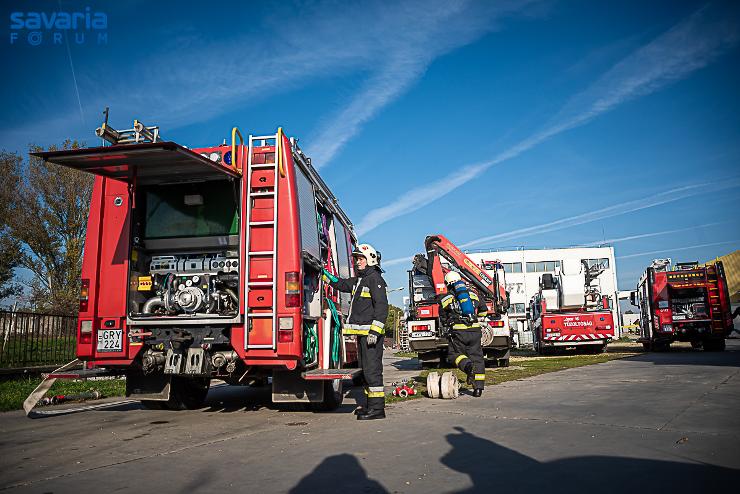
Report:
322,268,355,293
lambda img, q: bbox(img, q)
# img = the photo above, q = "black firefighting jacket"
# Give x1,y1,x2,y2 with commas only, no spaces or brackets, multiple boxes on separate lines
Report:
330,266,389,336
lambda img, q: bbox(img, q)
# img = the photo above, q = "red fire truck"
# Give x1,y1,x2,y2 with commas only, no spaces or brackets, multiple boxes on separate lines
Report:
27,118,361,412
631,259,733,351
528,259,615,355
406,235,511,367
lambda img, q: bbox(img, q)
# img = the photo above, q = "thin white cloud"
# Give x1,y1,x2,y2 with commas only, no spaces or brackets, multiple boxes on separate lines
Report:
379,183,735,268
306,1,538,168
355,5,740,236
617,240,739,260
460,180,739,248
581,222,723,247
2,1,539,154
384,255,415,268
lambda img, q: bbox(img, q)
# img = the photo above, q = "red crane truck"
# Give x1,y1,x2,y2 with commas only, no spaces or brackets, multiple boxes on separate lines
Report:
406,235,511,367
528,259,615,355
26,118,361,412
630,259,733,351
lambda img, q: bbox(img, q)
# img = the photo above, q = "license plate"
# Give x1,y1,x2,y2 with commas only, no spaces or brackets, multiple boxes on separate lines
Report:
411,331,434,338
97,329,123,352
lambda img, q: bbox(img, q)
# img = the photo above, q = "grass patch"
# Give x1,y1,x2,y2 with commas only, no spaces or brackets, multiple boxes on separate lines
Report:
386,392,423,404
412,352,637,396
393,351,418,358
0,376,125,412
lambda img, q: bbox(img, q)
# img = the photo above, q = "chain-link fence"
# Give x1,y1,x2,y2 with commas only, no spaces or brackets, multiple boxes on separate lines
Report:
0,310,77,369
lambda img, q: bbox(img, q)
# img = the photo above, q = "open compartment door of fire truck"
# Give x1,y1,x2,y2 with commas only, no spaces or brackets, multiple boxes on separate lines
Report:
31,141,242,185
33,140,245,326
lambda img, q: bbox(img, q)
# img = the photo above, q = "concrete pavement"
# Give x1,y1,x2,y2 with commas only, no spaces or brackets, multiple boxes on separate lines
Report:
1,342,739,493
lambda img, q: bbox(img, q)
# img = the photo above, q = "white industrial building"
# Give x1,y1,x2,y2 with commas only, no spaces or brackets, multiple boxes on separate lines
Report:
464,246,621,346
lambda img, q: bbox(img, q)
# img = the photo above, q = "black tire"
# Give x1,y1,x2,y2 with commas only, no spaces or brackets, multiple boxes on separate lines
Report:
162,377,211,410
690,340,703,350
499,358,510,367
703,338,726,352
642,342,652,351
310,379,344,412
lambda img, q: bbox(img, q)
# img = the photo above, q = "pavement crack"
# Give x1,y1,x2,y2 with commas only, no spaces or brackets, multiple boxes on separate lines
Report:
657,368,740,432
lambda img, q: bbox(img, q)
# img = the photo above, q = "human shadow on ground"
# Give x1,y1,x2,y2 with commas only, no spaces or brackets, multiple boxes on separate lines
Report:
441,426,738,493
288,453,388,494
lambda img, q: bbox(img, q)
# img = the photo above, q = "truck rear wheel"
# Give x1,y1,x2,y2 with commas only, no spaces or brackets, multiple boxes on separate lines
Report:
703,338,726,352
162,376,211,410
310,379,344,412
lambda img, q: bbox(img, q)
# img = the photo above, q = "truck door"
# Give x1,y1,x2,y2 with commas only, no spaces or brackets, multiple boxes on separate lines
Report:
32,142,243,345
638,269,655,340
31,141,241,185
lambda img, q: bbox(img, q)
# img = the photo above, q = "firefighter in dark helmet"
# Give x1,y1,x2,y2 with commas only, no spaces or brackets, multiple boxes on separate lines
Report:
440,270,487,397
323,243,389,420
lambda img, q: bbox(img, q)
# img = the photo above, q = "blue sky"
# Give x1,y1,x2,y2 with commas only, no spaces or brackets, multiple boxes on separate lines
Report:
2,0,739,306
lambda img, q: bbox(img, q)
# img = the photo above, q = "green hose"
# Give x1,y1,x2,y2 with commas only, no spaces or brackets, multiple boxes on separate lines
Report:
303,321,317,364
326,299,342,365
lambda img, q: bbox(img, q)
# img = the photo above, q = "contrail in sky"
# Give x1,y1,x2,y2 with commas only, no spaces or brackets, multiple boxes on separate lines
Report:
617,240,739,260
355,5,739,236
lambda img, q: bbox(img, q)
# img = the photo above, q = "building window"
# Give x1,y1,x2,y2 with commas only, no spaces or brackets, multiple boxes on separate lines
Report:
583,258,609,270
526,261,561,273
501,262,522,273
508,303,525,315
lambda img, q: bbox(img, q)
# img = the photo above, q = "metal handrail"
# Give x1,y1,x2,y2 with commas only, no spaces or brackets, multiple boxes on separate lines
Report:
276,127,286,178
231,127,244,173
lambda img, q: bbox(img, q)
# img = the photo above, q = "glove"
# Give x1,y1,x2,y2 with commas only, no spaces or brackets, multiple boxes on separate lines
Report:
367,333,378,347
322,268,338,283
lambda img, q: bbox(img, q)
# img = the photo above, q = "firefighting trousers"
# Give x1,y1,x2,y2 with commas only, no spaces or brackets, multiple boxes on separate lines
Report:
358,334,385,410
447,330,485,390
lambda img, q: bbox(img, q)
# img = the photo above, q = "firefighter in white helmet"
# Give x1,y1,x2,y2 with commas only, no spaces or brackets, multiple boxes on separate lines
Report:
439,270,488,397
323,243,388,419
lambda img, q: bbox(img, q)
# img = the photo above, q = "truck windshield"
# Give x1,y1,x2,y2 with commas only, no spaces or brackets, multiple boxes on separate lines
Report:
143,180,238,239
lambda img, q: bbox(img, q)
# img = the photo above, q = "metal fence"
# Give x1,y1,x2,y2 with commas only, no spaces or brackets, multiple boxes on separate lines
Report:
0,310,77,369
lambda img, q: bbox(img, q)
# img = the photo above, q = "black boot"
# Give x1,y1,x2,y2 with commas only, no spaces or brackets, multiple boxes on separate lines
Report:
472,388,483,397
357,409,386,420
464,363,474,385
354,407,368,416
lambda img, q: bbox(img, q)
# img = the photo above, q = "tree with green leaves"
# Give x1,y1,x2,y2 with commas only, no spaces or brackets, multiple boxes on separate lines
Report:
1,142,93,313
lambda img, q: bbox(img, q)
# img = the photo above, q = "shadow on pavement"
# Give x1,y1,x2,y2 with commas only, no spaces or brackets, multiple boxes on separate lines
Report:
624,340,740,368
288,454,388,494
442,426,737,493
202,381,361,414
390,357,421,370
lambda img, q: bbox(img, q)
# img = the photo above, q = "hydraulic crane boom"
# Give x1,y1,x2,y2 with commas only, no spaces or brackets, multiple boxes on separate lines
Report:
424,234,508,312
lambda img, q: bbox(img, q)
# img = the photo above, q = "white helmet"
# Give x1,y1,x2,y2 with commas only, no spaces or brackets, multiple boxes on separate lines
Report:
353,243,380,267
444,271,462,284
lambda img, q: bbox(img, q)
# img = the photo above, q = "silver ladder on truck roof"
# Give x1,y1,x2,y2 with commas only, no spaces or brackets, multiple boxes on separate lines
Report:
244,130,282,350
